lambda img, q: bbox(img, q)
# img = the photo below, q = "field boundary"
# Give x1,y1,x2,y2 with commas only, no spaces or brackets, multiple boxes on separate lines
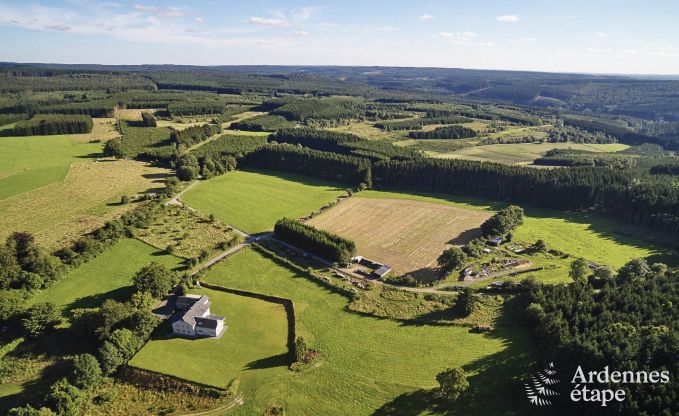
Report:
200,282,296,364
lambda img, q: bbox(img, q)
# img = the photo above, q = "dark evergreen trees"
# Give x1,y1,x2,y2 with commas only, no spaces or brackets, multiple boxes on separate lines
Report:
273,218,356,263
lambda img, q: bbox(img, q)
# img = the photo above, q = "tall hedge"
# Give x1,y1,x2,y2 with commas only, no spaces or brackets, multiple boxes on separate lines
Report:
274,218,356,263
12,114,94,136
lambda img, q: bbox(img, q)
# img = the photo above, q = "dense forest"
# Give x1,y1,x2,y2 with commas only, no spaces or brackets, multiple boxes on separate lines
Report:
524,260,678,415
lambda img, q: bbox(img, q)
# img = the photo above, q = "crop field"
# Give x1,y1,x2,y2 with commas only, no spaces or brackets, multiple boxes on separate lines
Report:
308,196,492,278
28,238,184,316
0,159,170,249
357,190,676,279
181,169,348,233
0,134,102,199
197,248,534,416
434,142,629,164
129,286,289,389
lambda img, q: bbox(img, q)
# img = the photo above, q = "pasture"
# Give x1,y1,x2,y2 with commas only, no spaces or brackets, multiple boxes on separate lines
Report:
0,159,170,249
433,142,629,164
28,238,184,316
356,190,676,277
129,287,290,389
0,134,101,200
197,248,534,416
181,169,348,234
308,196,492,278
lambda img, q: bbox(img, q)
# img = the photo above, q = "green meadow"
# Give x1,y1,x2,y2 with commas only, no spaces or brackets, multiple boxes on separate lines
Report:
186,248,534,415
181,169,348,233
129,287,289,388
0,133,102,199
29,239,184,317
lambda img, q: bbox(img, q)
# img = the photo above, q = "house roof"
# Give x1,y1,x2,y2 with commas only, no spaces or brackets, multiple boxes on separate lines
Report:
195,315,225,329
175,295,211,326
373,265,392,277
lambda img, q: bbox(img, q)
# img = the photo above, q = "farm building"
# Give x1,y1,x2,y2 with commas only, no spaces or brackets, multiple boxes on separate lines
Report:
487,237,503,246
372,264,392,279
171,294,226,338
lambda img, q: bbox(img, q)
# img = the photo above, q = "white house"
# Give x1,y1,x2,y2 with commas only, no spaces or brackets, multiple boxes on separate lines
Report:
171,294,226,338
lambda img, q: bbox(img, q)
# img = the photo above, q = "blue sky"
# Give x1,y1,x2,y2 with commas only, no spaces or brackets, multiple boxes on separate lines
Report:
0,0,678,74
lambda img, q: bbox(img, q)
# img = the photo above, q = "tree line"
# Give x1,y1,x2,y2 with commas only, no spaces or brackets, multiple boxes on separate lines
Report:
408,125,477,140
170,123,221,148
244,143,372,186
274,218,356,263
12,114,93,136
374,116,471,131
271,127,421,162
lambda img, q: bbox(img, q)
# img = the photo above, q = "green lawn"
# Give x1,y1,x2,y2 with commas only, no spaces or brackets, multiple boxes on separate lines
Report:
0,134,102,199
192,248,534,415
182,169,348,233
357,190,675,281
129,287,289,389
29,239,184,317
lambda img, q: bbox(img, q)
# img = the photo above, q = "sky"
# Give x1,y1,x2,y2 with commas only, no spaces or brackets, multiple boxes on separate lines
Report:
0,0,678,75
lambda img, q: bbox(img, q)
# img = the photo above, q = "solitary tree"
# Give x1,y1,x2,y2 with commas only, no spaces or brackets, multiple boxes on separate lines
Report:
436,366,469,401
569,258,590,283
132,262,176,299
103,138,124,159
437,247,468,271
455,287,477,316
294,336,309,363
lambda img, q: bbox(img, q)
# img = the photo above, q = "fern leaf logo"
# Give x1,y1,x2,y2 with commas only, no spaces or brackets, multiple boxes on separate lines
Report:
524,362,561,406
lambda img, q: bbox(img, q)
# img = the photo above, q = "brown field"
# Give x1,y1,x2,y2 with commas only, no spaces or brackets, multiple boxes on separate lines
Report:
0,159,170,249
68,117,120,143
308,197,492,278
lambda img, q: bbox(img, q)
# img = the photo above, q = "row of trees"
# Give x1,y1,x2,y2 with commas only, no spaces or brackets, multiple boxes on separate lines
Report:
140,111,157,127
408,125,477,140
271,128,421,162
12,114,93,136
167,101,228,117
230,114,295,132
170,123,221,147
374,116,471,131
274,218,356,263
245,144,373,186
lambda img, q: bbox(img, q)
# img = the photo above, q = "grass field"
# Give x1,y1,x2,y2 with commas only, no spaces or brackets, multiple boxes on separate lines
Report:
431,142,629,164
0,134,102,199
181,169,348,233
0,159,170,249
308,196,491,278
356,190,675,280
29,238,184,316
196,248,534,416
129,287,289,389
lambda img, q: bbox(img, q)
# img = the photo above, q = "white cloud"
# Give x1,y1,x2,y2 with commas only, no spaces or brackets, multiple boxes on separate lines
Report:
133,4,187,18
246,16,292,28
294,30,310,37
419,14,435,21
496,15,519,23
595,32,609,38
194,17,204,24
